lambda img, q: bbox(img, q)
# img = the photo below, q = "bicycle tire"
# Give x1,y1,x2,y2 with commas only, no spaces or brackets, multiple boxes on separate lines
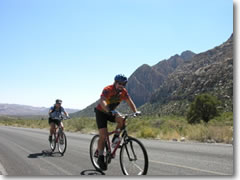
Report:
58,132,67,156
120,137,148,175
50,134,56,152
89,135,101,171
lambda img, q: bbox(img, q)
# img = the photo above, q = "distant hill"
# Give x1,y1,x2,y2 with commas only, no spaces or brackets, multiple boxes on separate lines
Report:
70,101,99,118
0,103,79,116
72,34,233,117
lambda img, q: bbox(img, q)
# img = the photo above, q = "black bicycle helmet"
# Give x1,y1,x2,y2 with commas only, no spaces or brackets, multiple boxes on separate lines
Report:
114,74,128,84
56,99,62,104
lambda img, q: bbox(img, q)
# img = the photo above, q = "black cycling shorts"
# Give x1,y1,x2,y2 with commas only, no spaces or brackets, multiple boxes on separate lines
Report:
95,108,116,129
48,118,61,126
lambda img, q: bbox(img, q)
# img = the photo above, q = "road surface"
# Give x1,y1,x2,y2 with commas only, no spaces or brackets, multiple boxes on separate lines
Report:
0,126,233,176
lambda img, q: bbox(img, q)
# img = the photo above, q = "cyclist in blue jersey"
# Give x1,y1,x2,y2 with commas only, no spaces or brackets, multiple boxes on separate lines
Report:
48,99,70,142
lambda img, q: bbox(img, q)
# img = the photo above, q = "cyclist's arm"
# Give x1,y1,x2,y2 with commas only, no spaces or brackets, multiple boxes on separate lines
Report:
64,111,69,117
61,107,69,118
100,96,110,113
125,97,137,113
48,109,53,116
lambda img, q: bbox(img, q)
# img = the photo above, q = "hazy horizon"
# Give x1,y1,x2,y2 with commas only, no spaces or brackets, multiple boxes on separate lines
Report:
0,102,81,110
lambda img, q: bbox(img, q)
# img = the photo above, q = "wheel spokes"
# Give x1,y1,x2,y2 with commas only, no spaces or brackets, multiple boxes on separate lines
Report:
120,138,148,175
58,133,66,154
132,161,143,172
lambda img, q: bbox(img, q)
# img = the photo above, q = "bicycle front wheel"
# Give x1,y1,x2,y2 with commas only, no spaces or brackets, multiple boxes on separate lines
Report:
50,134,56,152
120,137,148,175
58,132,67,155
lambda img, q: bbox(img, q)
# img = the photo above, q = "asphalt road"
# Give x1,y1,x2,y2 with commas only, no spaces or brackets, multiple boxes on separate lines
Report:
0,126,233,176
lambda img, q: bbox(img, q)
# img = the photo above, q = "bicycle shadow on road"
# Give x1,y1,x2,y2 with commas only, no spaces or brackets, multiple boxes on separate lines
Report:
27,150,62,158
80,169,105,175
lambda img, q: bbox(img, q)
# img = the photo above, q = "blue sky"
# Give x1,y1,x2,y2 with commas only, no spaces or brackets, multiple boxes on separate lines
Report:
0,0,233,109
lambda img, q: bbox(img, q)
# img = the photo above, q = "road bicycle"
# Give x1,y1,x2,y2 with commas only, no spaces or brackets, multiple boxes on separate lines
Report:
49,117,68,156
89,112,149,175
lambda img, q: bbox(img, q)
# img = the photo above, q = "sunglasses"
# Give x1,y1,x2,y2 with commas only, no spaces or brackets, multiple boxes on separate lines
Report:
117,82,126,86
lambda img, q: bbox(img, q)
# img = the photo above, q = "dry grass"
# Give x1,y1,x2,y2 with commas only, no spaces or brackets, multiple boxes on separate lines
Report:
0,112,233,143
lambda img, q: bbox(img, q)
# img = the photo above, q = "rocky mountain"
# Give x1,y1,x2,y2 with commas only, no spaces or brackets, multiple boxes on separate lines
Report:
143,34,233,115
72,51,195,117
127,50,196,107
0,103,79,116
71,34,233,117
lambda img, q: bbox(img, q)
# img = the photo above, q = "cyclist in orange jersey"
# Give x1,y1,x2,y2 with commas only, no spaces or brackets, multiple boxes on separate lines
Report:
94,74,141,170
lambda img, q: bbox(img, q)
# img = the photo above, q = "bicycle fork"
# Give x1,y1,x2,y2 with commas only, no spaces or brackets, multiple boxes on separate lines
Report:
124,139,137,161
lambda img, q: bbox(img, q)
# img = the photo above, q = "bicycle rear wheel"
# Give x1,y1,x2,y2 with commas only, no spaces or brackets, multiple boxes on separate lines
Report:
50,134,56,152
89,135,110,171
58,132,67,155
120,137,148,175
90,135,101,170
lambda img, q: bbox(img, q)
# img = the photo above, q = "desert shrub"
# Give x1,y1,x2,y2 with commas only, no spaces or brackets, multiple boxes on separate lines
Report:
187,93,220,124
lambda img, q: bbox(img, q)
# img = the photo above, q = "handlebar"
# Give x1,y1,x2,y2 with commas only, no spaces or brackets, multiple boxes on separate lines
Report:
112,110,141,119
52,116,71,121
124,113,141,119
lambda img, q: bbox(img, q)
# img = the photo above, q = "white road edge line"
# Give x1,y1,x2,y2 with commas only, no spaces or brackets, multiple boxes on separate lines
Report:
0,161,8,176
149,159,231,175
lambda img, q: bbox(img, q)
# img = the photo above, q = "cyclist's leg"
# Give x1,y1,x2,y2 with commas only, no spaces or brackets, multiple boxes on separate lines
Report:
50,123,56,134
101,112,120,146
95,110,108,154
95,109,109,170
59,121,64,131
97,128,108,170
48,118,55,141
95,110,108,146
57,121,65,144
98,128,107,154
115,114,124,130
48,118,55,135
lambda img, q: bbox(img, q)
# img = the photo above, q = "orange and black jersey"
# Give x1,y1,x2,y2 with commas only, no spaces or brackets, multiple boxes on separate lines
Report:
96,85,130,112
